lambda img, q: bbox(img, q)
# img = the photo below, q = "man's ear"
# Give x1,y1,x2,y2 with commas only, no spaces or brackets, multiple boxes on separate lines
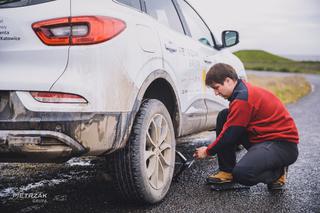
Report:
225,77,235,85
224,78,230,85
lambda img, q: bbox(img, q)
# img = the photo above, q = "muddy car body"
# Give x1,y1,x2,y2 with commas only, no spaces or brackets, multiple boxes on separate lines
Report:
0,0,246,203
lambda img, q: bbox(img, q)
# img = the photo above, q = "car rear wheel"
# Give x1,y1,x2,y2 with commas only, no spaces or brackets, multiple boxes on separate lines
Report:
108,99,176,204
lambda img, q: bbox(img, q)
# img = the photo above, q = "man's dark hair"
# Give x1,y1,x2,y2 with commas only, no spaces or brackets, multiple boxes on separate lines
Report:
205,63,238,86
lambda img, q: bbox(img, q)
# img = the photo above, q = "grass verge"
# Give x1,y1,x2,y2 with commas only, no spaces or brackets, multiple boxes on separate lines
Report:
247,74,311,104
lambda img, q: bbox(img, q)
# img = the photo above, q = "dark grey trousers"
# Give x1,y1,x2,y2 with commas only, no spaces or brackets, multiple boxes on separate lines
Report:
216,109,299,186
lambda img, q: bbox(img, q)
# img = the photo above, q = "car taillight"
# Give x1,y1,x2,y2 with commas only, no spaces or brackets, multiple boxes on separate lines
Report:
32,16,126,45
30,92,87,103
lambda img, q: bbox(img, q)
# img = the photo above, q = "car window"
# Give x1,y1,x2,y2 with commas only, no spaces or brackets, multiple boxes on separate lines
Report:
176,0,213,47
144,0,184,34
116,0,141,10
0,0,55,8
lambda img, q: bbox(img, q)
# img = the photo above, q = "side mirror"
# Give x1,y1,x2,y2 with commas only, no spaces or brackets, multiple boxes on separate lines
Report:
222,30,239,48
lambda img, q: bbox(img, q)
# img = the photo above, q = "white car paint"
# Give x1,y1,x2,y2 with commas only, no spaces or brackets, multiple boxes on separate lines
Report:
0,0,246,156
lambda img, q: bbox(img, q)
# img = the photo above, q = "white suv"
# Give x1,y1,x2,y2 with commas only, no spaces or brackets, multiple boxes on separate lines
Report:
0,0,246,204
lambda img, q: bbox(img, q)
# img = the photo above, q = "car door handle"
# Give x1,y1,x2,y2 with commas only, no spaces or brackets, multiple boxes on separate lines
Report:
204,59,212,64
165,43,177,53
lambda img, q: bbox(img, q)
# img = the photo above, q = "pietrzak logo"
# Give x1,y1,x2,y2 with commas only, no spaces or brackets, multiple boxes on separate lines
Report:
12,192,48,203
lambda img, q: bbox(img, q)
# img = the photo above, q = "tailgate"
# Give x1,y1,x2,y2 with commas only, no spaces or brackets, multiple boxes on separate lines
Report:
0,0,70,91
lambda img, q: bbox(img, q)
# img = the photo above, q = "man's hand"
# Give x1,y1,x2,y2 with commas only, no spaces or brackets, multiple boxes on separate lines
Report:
193,146,208,159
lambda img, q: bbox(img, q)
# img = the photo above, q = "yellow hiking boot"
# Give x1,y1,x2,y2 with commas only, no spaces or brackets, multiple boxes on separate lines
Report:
207,171,233,184
267,167,288,190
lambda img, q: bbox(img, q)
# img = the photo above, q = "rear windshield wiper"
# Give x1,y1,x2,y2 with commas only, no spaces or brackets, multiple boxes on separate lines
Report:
0,0,55,8
0,0,21,5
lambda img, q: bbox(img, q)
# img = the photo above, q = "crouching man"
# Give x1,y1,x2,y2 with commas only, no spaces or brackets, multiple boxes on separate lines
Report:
194,63,299,189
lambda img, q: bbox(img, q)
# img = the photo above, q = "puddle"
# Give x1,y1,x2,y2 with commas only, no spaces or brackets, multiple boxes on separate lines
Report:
66,157,93,166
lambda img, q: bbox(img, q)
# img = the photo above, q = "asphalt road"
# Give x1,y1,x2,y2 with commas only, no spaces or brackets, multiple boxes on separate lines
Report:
0,72,319,213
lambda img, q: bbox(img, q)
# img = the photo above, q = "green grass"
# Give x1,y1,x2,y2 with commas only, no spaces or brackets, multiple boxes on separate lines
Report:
234,50,320,74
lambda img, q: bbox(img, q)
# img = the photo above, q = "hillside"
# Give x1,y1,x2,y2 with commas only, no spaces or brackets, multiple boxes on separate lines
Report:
234,50,320,74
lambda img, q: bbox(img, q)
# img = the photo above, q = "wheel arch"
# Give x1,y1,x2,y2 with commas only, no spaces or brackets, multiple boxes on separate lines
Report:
119,70,181,148
138,70,182,137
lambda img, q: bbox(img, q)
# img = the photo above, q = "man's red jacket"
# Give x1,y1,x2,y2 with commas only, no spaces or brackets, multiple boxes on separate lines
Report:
206,79,299,156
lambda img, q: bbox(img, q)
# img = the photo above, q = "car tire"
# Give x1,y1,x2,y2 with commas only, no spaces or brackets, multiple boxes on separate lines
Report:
108,99,176,204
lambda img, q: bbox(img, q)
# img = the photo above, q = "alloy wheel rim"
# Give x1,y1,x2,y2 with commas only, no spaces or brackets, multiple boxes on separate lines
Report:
144,114,172,190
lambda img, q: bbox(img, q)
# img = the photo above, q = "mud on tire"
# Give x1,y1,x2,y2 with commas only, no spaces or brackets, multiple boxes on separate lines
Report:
108,99,176,204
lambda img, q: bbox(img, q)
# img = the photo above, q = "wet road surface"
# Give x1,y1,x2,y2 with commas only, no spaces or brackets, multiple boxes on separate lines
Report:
1,72,319,213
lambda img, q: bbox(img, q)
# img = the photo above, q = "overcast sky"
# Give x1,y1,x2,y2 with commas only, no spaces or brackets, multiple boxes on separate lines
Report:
188,0,320,56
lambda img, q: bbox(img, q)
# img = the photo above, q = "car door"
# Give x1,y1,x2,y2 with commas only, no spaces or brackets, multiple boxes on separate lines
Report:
143,0,207,136
175,0,229,130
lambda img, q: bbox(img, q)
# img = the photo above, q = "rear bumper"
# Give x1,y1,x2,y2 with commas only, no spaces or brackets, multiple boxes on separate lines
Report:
0,130,85,163
0,91,139,163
